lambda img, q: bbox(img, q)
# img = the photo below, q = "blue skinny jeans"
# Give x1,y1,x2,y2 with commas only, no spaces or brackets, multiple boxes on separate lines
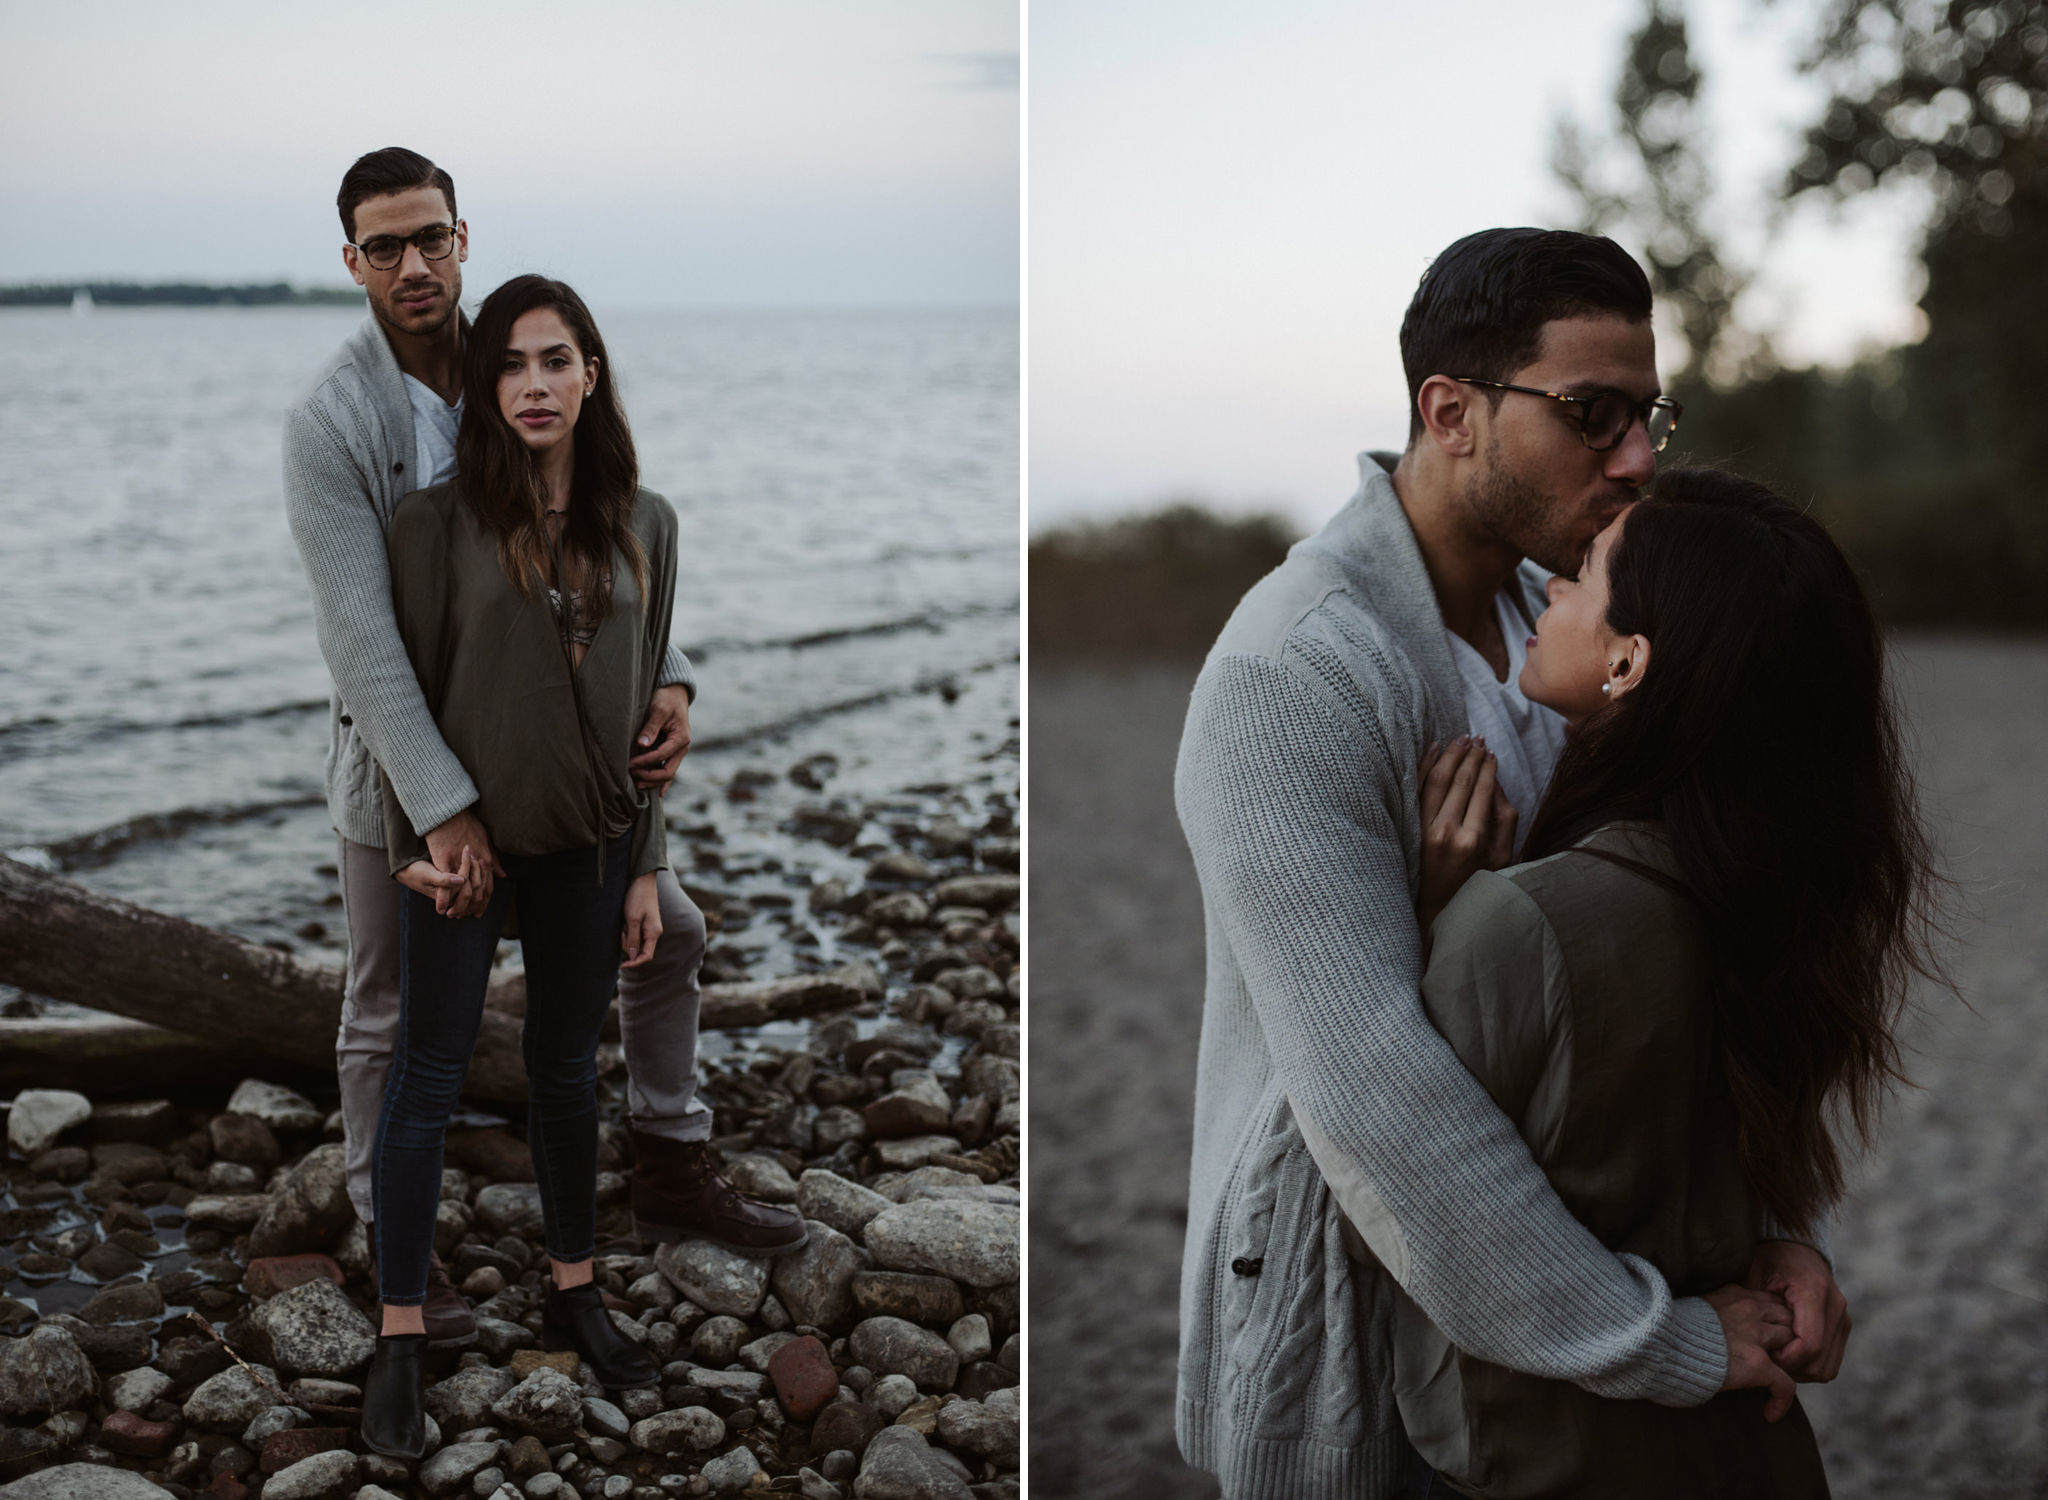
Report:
373,838,630,1305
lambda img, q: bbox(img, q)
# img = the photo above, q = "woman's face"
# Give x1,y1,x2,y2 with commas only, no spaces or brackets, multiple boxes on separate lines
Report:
496,306,596,459
1519,507,1648,723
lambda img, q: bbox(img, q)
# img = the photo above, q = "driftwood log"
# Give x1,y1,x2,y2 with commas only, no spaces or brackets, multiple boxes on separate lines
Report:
0,854,881,1106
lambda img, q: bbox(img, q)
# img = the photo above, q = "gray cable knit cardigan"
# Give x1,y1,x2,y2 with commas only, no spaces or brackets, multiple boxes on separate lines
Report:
1172,455,1732,1500
282,315,694,849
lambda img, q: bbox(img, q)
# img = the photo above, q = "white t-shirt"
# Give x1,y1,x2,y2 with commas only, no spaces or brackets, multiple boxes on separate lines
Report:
1448,590,1569,858
402,374,463,490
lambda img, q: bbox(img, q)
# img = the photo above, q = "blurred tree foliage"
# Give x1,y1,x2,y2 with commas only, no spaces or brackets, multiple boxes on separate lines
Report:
1563,0,2048,626
1029,506,1298,656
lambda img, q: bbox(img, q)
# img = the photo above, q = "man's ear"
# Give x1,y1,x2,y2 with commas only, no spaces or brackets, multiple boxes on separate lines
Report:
1415,375,1477,459
343,245,367,287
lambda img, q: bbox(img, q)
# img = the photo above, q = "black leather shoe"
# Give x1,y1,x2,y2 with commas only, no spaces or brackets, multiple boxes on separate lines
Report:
360,1332,428,1459
541,1279,659,1390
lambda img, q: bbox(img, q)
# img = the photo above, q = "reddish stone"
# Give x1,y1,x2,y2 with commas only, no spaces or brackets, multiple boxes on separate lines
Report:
207,1474,249,1500
445,1126,534,1182
244,1253,345,1301
100,1203,154,1234
259,1427,351,1474
769,1335,840,1422
98,1409,176,1458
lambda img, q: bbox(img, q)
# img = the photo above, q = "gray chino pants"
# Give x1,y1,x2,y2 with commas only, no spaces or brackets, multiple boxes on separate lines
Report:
335,836,714,1224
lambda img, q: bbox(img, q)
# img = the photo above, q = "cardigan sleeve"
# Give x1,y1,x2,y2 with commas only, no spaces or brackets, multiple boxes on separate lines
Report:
377,495,455,875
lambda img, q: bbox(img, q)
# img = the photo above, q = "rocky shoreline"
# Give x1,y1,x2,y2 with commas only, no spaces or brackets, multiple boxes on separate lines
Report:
0,764,1022,1500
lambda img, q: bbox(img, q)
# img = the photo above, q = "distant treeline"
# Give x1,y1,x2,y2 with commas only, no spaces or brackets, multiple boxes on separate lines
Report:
1030,505,1298,657
0,282,364,307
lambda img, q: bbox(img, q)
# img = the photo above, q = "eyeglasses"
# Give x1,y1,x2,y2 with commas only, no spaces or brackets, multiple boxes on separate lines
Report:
348,223,459,272
1453,378,1682,454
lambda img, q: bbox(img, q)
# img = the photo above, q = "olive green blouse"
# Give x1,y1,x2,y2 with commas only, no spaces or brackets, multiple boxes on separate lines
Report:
1392,824,1830,1499
377,480,676,884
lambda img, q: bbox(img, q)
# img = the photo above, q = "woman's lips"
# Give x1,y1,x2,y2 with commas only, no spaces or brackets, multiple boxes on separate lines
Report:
517,409,556,425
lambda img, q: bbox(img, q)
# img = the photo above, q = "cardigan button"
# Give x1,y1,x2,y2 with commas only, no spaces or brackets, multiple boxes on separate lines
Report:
1230,1257,1263,1277
393,461,405,473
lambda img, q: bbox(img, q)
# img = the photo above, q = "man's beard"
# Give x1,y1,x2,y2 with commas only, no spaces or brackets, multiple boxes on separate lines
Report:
1464,444,1603,577
368,277,460,339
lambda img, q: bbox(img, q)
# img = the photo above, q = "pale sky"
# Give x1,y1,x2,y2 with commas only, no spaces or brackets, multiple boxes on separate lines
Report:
0,0,1019,307
1030,0,1933,531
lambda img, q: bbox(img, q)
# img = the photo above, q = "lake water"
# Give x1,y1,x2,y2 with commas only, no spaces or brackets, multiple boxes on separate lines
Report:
0,304,1018,972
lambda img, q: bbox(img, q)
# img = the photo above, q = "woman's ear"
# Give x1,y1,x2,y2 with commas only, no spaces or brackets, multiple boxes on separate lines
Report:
1607,634,1652,701
584,354,600,398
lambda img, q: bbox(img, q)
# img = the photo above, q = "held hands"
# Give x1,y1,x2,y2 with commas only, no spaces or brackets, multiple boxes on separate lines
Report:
620,871,663,968
396,807,506,918
1416,736,1518,936
1706,1284,1797,1421
1748,1239,1852,1382
630,684,693,798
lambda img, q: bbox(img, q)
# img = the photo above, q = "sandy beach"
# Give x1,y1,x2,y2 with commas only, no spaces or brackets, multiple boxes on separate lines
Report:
1028,637,2048,1500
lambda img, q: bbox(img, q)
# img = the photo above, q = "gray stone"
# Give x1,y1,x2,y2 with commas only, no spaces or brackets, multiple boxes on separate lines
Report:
182,1362,283,1432
625,1272,677,1312
419,1441,503,1497
698,1446,763,1495
523,1475,563,1499
76,1279,163,1325
580,1398,629,1439
0,1463,175,1500
226,1079,324,1134
249,1276,375,1378
625,1406,723,1455
471,1469,506,1497
207,1160,261,1192
357,1487,408,1500
759,1294,792,1332
37,1315,150,1375
934,1397,1017,1464
723,1154,799,1204
770,1220,860,1329
362,1454,414,1486
602,1476,632,1500
850,1272,964,1327
868,1374,917,1418
863,1077,952,1140
620,1388,663,1420
474,1183,546,1239
863,1202,1017,1289
960,1055,1018,1105
654,1239,768,1319
489,1368,585,1441
871,1137,961,1173
210,1112,280,1167
848,1318,958,1392
797,1468,843,1500
183,1194,272,1231
736,1332,798,1374
248,1142,353,1258
927,876,1017,912
105,1365,173,1413
944,1315,991,1365
672,1367,765,1401
851,1426,973,1500
0,1326,96,1419
934,967,1003,1002
475,1316,538,1362
874,1168,982,1206
812,1106,869,1152
587,1435,628,1464
688,1315,749,1366
261,1448,360,1500
426,1365,518,1431
796,1171,893,1241
5,1091,91,1158
242,1405,298,1446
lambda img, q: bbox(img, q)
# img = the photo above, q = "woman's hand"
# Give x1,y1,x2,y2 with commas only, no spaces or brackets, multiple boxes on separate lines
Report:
395,846,485,918
1417,736,1518,936
621,872,663,968
1706,1283,1797,1421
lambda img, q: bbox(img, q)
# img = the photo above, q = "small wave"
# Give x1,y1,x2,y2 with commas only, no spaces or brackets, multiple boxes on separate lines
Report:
41,796,327,870
0,698,329,767
685,599,1017,658
691,652,1019,752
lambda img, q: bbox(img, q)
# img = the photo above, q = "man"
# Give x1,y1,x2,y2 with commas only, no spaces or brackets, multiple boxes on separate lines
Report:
284,148,803,1339
1173,228,1851,1498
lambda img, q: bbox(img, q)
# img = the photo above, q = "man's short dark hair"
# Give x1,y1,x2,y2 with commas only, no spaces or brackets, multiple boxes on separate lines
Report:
1399,228,1652,439
337,147,458,243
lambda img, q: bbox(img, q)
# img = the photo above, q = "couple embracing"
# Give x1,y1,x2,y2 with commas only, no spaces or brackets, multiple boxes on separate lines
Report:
283,148,805,1456
1175,229,1940,1498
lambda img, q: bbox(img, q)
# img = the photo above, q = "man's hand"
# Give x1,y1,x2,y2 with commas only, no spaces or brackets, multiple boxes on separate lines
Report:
620,871,663,967
1749,1239,1851,1382
1705,1283,1796,1421
419,807,504,919
630,684,692,797
1416,736,1517,936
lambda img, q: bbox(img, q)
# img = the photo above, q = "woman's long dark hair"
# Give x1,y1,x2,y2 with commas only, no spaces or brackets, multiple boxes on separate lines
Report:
457,275,645,616
1523,467,1945,1236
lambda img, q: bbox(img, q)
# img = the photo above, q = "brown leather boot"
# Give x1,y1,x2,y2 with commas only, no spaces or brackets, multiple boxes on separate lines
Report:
629,1129,809,1256
366,1224,477,1341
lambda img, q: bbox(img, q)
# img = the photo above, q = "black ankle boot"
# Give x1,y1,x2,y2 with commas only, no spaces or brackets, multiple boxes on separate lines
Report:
360,1332,428,1458
541,1279,659,1389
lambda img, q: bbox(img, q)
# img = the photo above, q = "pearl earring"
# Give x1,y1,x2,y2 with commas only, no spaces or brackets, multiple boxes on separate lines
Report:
1601,684,1612,695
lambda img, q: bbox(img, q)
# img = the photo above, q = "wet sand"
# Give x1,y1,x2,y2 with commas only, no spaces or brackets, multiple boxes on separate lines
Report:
1028,638,2048,1499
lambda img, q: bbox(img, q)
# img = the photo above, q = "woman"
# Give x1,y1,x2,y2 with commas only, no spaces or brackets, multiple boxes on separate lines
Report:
1398,469,1942,1498
359,275,676,1457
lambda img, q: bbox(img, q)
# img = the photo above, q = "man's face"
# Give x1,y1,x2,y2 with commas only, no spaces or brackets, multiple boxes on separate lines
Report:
344,185,467,339
1460,315,1659,577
